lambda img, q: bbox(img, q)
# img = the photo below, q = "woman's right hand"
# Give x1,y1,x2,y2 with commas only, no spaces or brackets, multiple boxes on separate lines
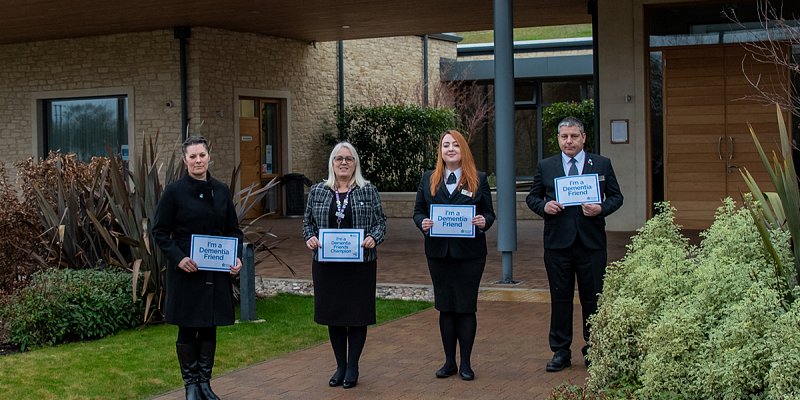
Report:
178,256,198,273
421,218,433,233
306,236,321,250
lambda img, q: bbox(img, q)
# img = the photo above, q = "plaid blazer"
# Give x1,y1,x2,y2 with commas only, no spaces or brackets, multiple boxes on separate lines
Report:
303,181,387,262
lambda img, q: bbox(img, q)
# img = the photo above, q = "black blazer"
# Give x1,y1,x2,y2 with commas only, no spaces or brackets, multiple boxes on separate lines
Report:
413,171,496,259
526,152,623,250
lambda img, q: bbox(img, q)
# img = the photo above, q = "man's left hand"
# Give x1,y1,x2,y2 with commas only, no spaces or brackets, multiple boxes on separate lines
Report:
581,203,602,217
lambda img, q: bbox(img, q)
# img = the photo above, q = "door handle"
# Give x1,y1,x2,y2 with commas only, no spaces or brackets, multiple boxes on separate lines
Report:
728,137,734,161
717,136,723,160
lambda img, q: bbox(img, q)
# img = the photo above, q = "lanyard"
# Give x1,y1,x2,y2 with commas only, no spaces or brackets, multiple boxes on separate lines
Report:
333,186,354,228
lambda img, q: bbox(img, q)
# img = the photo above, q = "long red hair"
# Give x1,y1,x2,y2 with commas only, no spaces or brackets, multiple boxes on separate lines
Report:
430,130,478,197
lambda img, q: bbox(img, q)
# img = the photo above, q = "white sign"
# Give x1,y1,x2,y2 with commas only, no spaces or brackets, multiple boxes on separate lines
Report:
429,204,475,238
319,229,364,262
190,234,239,272
555,174,601,206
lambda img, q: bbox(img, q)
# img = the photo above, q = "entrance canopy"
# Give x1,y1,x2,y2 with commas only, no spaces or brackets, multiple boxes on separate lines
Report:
0,0,589,44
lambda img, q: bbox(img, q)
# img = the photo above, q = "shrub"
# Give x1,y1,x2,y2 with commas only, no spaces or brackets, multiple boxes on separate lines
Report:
587,199,798,399
330,104,459,191
0,163,42,294
542,99,595,155
0,268,144,350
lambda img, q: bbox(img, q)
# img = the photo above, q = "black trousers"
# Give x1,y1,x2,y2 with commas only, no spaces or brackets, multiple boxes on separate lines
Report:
543,235,606,354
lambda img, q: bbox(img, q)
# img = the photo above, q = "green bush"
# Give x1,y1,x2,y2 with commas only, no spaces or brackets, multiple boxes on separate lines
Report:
0,268,144,350
542,99,595,155
586,199,798,399
330,105,459,192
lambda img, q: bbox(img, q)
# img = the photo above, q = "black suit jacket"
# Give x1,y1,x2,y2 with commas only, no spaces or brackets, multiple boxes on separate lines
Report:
526,153,623,250
413,171,496,259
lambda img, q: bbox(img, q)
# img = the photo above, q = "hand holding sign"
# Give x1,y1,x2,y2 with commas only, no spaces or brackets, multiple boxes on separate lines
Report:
429,205,476,238
190,235,239,272
554,174,601,207
319,229,365,262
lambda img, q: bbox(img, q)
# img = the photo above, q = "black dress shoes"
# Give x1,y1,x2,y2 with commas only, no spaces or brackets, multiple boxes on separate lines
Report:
329,371,345,387
459,366,475,381
342,367,359,389
545,351,571,372
435,365,458,378
342,378,358,389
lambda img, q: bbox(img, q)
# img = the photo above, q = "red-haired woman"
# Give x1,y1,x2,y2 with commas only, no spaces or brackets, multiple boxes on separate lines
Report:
413,130,495,381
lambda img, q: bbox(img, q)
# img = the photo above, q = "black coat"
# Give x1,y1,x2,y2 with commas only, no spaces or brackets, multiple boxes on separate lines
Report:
526,152,623,250
413,171,496,259
152,173,243,327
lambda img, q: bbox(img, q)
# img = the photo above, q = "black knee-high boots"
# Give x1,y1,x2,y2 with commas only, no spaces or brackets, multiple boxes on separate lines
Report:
176,340,220,400
197,341,220,400
176,343,202,400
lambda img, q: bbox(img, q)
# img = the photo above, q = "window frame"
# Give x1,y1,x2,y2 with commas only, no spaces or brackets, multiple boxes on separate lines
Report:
31,87,135,163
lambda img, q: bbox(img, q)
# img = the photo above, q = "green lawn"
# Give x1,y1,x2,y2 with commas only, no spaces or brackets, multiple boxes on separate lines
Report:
457,24,592,44
0,294,432,400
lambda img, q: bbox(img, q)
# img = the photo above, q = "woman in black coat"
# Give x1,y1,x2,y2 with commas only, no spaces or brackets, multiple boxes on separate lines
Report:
303,141,386,389
413,130,495,381
153,136,243,400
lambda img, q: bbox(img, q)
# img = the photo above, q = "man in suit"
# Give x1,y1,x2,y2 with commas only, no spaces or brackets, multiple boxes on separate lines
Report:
526,116,623,372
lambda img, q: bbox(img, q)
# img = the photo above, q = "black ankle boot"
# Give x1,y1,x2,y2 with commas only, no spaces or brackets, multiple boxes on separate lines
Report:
329,367,346,387
342,365,359,389
176,343,202,400
197,341,220,400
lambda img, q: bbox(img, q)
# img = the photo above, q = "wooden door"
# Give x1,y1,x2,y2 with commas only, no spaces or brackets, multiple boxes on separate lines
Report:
723,46,783,197
663,46,727,229
239,99,262,219
663,44,787,229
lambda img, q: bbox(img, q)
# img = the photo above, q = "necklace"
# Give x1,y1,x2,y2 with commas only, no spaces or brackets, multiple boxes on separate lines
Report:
333,186,354,228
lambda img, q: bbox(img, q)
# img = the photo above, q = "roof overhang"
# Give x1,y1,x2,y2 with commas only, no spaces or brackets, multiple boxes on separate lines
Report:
444,54,593,81
0,0,590,45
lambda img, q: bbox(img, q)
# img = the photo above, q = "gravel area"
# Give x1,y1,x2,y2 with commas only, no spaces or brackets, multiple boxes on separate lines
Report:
254,276,434,302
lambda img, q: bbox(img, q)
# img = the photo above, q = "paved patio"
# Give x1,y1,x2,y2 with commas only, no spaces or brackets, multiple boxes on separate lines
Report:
152,218,634,400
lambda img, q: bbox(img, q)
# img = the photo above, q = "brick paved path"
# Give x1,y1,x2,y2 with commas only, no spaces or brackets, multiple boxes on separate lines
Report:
152,218,633,400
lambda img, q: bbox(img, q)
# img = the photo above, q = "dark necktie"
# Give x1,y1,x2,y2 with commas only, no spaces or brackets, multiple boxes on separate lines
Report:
568,158,579,176
446,172,456,184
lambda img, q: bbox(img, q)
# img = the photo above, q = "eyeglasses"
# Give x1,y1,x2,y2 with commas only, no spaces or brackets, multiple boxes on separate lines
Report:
334,156,355,163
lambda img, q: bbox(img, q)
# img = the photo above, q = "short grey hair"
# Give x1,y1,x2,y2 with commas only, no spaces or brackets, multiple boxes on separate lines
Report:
557,117,585,134
324,141,369,189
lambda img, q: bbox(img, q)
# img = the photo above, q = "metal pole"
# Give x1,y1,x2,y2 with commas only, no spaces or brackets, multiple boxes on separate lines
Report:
239,242,257,321
337,40,345,126
422,35,429,107
174,27,190,140
589,0,600,153
493,0,517,284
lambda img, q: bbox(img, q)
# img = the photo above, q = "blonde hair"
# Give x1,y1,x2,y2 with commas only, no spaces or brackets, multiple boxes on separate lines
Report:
324,141,369,189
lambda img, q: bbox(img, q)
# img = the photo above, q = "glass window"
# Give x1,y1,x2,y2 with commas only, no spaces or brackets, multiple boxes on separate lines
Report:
240,99,256,117
541,81,583,104
44,96,128,161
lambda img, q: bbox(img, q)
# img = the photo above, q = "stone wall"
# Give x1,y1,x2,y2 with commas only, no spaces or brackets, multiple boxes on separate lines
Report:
0,30,182,165
0,28,458,208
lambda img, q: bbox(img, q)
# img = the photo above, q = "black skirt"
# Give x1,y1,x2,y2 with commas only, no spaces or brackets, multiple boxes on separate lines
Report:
427,256,486,313
312,259,377,326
